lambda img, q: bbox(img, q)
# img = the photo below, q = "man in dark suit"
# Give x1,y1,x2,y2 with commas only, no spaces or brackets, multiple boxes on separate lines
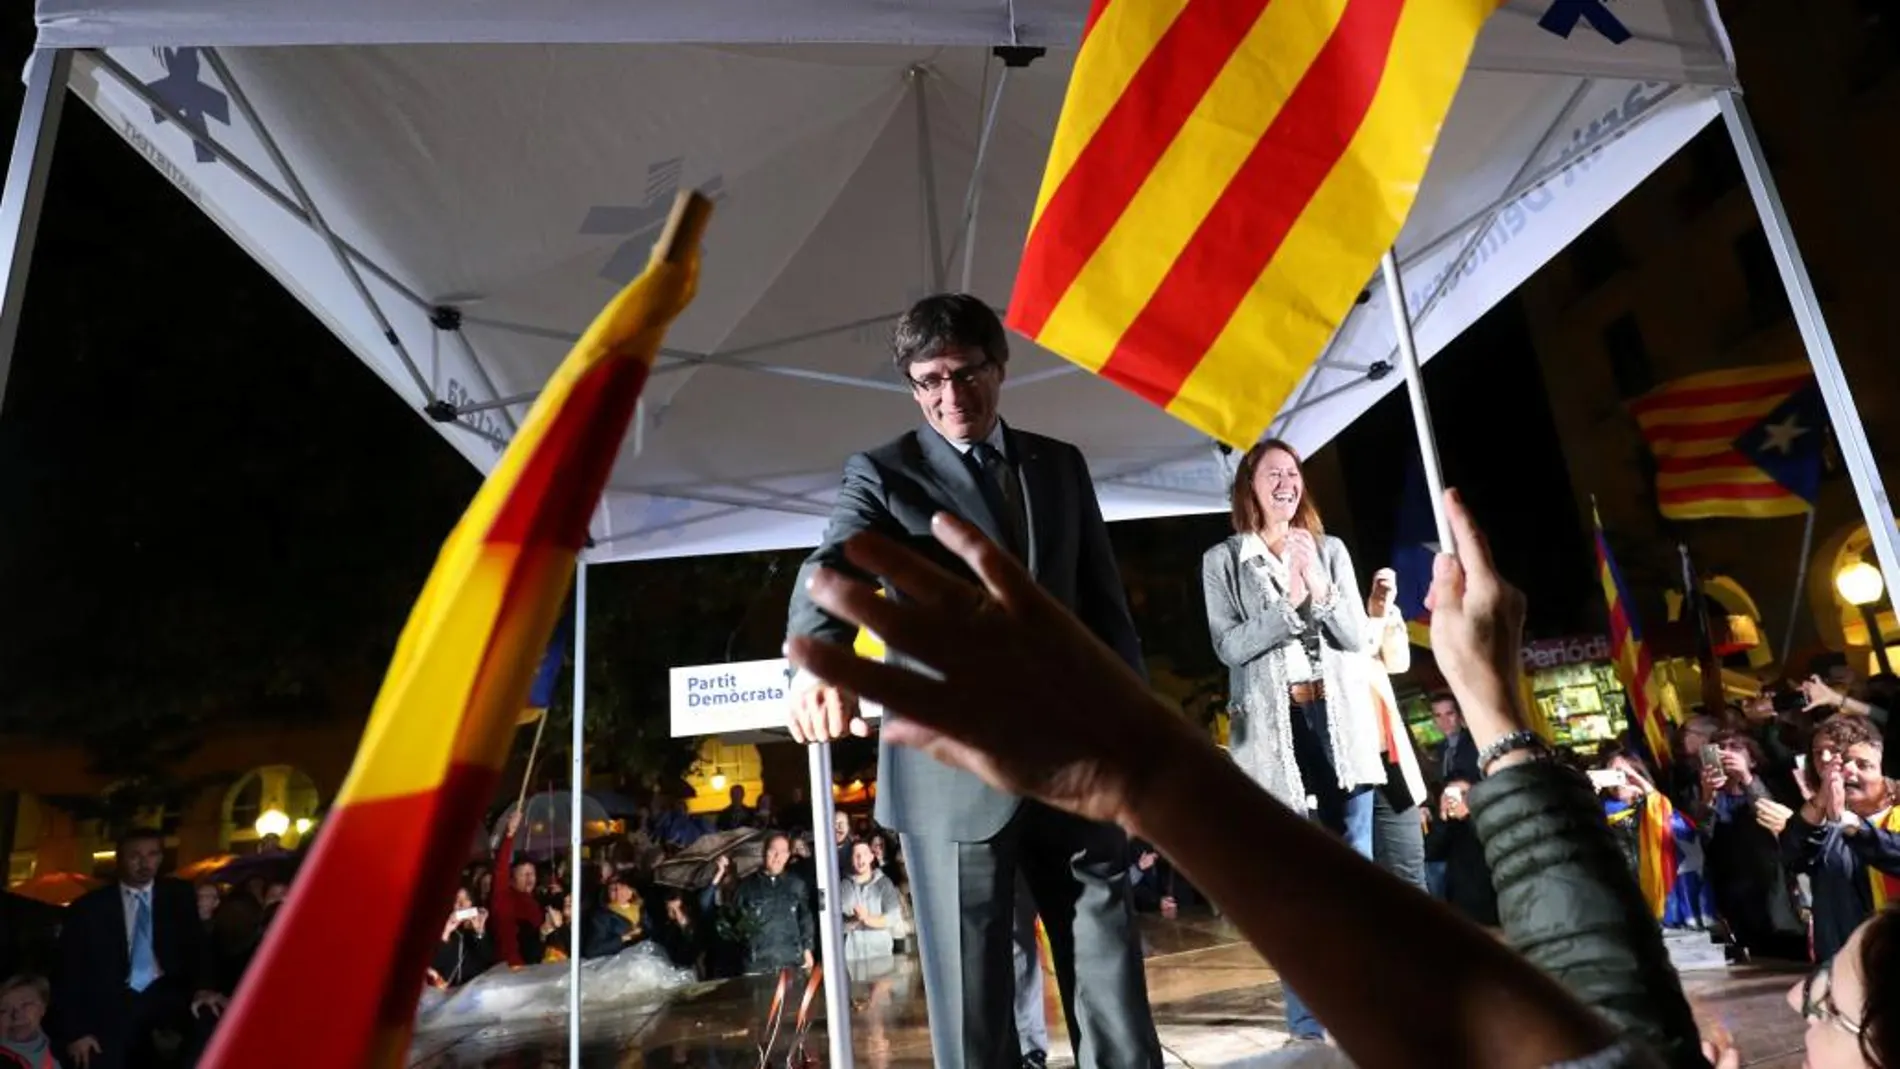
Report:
787,294,1161,1069
56,828,225,1069
1429,693,1482,787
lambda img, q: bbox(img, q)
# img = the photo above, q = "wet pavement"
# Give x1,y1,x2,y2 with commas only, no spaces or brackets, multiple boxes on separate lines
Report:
407,914,1811,1067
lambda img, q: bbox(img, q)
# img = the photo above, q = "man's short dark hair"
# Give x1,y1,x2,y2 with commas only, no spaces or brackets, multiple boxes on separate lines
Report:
891,293,1009,375
763,831,792,852
117,826,164,851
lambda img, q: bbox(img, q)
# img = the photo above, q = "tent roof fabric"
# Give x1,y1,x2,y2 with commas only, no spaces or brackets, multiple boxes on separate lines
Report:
38,1,1736,563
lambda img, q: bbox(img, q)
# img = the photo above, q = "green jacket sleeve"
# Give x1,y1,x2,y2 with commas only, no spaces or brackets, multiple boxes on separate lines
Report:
1469,762,1709,1069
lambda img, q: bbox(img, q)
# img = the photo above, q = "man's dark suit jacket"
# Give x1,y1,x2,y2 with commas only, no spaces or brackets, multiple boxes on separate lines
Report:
56,878,209,1042
788,423,1143,844
1434,729,1483,788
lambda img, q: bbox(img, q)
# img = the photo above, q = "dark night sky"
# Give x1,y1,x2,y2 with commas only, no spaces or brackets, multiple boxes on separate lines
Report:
0,14,1594,741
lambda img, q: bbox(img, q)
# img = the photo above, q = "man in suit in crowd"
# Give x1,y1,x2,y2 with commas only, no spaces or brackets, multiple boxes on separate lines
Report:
1430,693,1482,787
787,294,1161,1068
56,828,225,1069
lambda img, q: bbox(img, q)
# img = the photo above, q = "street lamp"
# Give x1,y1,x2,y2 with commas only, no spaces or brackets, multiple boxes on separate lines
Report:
254,809,290,838
1835,559,1892,675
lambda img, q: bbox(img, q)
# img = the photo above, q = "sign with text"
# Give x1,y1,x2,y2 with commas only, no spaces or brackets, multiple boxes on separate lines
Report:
1520,634,1612,671
669,657,884,738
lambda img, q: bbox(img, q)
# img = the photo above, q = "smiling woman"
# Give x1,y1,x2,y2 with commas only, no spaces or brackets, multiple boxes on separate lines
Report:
1200,438,1384,1042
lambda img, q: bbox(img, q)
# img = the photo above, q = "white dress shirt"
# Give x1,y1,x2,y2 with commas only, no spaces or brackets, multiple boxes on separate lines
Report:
1238,533,1319,683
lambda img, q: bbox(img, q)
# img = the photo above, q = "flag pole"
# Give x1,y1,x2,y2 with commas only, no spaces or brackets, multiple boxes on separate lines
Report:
1782,505,1819,671
1378,249,1456,556
1676,543,1728,714
568,559,588,1069
806,742,854,1067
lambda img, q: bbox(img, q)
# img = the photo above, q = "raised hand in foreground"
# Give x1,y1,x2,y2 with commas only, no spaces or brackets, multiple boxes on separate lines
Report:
785,505,1624,1069
786,511,1199,827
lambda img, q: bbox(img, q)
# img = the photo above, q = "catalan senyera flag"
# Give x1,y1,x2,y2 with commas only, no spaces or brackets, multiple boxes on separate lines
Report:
1007,0,1504,447
1610,791,1682,921
201,195,709,1069
1631,362,1826,521
1592,502,1673,771
1871,806,1900,910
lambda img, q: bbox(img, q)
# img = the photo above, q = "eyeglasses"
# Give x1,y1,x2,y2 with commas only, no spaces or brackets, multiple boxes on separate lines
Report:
907,361,993,394
1800,960,1864,1038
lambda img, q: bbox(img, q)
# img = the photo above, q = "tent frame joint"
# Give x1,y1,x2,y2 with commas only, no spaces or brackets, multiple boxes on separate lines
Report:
992,45,1045,68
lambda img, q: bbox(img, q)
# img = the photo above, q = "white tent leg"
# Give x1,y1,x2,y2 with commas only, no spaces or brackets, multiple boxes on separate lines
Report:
1379,250,1456,552
0,48,70,411
569,560,589,1069
806,742,854,1067
1720,91,1900,607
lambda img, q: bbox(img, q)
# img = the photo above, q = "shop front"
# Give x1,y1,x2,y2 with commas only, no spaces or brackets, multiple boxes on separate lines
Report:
1400,634,1631,754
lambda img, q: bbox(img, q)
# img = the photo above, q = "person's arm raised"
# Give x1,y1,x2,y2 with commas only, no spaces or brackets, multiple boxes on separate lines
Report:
785,512,1620,1069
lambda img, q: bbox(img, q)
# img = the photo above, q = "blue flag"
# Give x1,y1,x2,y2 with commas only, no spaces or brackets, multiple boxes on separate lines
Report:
1393,457,1439,646
1730,380,1826,505
521,617,572,723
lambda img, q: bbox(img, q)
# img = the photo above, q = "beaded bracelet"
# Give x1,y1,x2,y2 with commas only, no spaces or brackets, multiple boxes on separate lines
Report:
1477,729,1547,775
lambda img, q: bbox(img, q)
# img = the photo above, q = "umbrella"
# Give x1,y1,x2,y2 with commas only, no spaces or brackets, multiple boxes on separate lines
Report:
494,791,616,861
174,854,236,882
651,828,765,891
588,790,645,817
9,871,102,907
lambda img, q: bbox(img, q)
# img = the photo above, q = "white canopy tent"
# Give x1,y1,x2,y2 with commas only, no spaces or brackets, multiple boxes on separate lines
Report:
11,0,1900,1065
14,1,1742,564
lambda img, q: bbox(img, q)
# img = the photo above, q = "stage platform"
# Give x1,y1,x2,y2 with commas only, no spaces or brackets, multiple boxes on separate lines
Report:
407,914,1807,1068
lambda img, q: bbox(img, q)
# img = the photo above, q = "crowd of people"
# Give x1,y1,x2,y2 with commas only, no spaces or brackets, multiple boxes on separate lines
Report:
5,291,1897,1069
782,293,1898,1068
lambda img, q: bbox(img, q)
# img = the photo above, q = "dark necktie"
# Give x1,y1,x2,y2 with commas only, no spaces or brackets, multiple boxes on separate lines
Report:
968,442,1027,557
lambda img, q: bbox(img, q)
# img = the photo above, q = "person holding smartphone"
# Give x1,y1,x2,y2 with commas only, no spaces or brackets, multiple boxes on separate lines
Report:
429,887,492,988
1694,731,1808,962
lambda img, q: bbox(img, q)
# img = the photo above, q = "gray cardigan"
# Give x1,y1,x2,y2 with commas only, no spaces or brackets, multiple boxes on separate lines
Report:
1201,532,1384,809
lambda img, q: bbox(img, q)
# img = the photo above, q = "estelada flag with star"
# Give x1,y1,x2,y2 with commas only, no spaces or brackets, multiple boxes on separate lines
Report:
1629,362,1827,521
1006,0,1505,448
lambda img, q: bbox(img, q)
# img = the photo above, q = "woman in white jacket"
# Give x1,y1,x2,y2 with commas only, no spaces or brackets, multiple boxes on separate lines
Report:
1353,567,1431,892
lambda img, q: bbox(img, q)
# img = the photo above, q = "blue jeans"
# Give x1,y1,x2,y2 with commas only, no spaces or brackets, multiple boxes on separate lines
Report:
1282,696,1373,1039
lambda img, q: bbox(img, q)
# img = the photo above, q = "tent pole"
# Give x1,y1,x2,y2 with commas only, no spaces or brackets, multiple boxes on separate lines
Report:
0,48,70,413
1378,250,1456,554
569,560,589,1069
202,50,436,406
807,742,854,1067
953,66,1011,293
1719,91,1900,611
81,50,432,315
910,65,947,292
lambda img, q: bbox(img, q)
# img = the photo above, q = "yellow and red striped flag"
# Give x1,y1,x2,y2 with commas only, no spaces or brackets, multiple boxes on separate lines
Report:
1592,502,1673,770
1008,0,1503,447
1630,362,1826,521
201,194,711,1069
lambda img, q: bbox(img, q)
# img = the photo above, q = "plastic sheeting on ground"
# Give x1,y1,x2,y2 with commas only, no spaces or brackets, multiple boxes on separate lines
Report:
413,942,700,1037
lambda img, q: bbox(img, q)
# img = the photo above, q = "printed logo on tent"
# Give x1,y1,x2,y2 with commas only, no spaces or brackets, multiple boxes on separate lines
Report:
145,48,230,163
1538,0,1633,44
581,159,727,285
